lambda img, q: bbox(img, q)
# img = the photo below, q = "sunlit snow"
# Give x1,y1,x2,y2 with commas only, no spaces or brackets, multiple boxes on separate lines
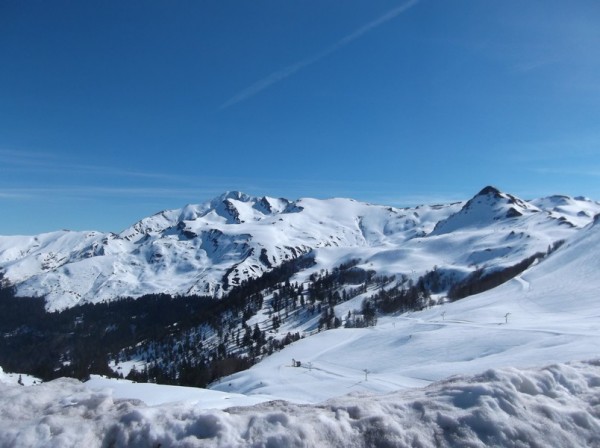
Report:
2,191,600,446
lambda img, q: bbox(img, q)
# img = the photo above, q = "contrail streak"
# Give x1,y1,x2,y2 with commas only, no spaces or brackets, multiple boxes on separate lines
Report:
220,0,420,109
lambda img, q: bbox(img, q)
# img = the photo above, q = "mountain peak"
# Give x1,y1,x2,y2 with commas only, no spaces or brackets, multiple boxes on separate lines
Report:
216,191,252,203
3,188,598,310
429,186,534,235
476,186,502,197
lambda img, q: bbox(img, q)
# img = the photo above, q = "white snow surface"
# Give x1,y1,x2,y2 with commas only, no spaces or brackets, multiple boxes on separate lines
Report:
1,360,599,447
85,375,275,408
0,366,40,386
1,200,600,446
1,188,599,311
211,214,600,404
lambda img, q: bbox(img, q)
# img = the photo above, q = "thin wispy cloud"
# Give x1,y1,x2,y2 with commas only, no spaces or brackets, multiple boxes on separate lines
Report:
0,186,224,200
0,148,266,203
220,0,420,109
0,148,61,168
0,191,32,199
512,56,560,74
496,134,600,165
0,149,190,184
530,167,600,177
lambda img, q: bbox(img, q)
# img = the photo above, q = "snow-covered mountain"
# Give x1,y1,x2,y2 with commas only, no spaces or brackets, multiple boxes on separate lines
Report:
1,187,599,311
212,199,600,404
3,199,600,447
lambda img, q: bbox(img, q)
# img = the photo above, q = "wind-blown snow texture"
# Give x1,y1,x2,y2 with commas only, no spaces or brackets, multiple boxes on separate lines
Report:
1,361,599,447
1,188,599,310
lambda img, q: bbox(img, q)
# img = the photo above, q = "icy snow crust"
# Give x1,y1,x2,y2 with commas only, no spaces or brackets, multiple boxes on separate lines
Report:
1,361,599,447
1,189,599,310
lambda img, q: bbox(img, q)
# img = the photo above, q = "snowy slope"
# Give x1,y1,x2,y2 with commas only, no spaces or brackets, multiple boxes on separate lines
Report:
211,216,600,404
84,375,275,408
430,186,542,235
1,192,600,447
530,194,600,227
0,187,597,310
1,360,599,447
0,366,40,387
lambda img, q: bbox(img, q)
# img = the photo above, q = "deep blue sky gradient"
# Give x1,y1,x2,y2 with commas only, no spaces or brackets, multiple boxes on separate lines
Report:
2,0,600,234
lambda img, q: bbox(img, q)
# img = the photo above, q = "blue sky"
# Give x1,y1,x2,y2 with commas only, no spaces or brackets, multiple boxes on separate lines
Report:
1,0,600,234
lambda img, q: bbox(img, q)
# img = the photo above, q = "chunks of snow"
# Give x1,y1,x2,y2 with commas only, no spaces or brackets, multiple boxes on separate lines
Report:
1,360,599,447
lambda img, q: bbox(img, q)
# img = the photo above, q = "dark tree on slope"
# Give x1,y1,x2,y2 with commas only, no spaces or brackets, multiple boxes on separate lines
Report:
362,299,377,327
448,253,543,300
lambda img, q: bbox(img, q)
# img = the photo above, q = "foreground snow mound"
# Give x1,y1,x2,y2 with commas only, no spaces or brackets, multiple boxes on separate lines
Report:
1,361,599,447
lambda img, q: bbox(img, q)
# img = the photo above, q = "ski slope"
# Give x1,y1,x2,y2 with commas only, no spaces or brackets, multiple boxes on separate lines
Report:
1,208,600,447
211,216,600,403
0,192,600,447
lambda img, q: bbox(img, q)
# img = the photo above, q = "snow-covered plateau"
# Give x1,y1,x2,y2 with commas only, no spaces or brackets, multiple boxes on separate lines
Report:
2,186,600,447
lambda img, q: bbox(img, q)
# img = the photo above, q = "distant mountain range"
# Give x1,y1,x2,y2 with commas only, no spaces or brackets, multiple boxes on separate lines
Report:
1,186,599,311
2,185,600,439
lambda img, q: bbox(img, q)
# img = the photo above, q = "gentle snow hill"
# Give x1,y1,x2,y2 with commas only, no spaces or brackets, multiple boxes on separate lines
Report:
84,375,275,408
530,194,600,227
1,360,599,447
212,216,600,404
0,187,598,310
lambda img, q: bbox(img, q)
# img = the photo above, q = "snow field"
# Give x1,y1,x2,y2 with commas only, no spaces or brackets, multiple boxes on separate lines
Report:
0,366,40,387
1,190,600,446
210,217,600,404
1,360,599,447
